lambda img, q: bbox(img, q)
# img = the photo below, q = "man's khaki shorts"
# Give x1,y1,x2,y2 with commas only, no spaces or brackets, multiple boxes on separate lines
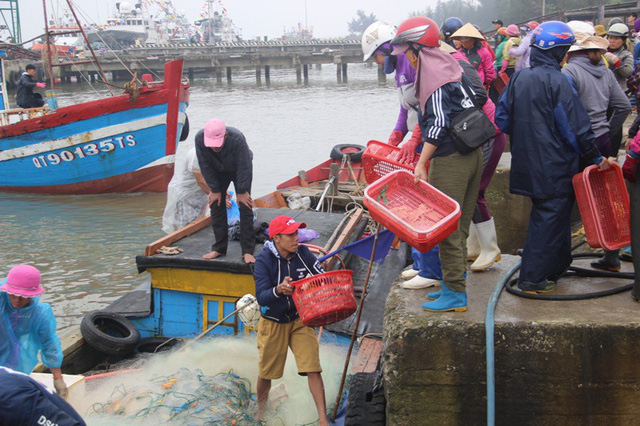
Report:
257,317,322,380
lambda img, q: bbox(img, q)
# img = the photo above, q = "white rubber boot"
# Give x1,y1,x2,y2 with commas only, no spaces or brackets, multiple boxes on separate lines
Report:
401,269,420,280
401,275,440,290
470,218,502,271
467,224,480,261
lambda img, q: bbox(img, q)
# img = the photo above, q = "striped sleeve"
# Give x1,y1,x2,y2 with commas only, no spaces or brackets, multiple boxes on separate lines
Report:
423,87,450,146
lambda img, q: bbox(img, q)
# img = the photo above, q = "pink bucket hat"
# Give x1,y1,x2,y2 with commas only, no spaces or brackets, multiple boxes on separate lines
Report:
1,265,44,297
506,24,520,37
204,118,226,148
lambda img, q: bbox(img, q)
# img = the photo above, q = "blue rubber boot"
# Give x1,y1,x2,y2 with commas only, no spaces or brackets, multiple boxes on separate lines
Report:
427,281,446,300
427,273,465,300
422,284,467,312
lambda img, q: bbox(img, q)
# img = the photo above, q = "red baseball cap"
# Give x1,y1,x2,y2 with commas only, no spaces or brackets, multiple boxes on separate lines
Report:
268,215,306,238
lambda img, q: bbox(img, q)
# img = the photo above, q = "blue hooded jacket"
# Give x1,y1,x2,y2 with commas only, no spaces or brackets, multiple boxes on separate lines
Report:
0,291,63,374
0,366,86,426
496,47,603,199
253,241,324,323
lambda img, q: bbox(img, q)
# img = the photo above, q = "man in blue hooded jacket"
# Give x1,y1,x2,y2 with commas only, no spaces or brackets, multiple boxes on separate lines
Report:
253,215,329,425
496,21,612,293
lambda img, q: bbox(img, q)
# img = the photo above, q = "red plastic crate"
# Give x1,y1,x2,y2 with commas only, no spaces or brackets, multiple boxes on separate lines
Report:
291,270,357,327
362,140,422,184
573,164,630,250
363,170,461,252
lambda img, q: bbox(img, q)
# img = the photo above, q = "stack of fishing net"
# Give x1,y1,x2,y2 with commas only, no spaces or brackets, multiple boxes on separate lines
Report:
89,368,260,425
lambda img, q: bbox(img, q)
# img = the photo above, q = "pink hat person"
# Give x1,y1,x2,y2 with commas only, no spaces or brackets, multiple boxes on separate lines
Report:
1,265,44,297
204,118,226,148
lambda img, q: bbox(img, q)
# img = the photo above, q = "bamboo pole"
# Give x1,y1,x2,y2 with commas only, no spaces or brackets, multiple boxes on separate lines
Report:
331,222,381,421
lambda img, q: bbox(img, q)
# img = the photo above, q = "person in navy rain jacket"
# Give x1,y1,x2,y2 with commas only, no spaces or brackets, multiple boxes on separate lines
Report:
496,21,613,294
0,366,85,426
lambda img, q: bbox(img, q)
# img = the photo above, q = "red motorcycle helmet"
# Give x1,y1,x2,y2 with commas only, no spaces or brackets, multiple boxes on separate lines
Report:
527,21,540,30
391,16,441,48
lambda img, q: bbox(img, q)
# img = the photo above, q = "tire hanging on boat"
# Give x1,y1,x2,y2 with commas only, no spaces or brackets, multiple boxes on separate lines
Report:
135,336,182,354
180,114,190,142
330,144,366,163
80,311,141,356
345,372,386,425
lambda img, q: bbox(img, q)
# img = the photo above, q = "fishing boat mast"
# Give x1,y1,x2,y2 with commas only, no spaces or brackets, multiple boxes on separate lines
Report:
63,0,113,94
42,0,55,88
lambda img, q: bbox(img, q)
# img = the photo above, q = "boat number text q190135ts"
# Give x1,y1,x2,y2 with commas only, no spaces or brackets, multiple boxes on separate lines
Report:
32,135,138,168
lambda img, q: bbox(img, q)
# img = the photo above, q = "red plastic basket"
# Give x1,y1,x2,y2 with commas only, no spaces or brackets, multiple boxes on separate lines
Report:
363,170,461,252
291,270,356,327
573,164,630,250
362,140,422,184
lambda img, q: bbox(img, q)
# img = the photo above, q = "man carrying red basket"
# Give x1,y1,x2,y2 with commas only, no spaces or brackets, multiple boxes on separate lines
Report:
253,215,329,425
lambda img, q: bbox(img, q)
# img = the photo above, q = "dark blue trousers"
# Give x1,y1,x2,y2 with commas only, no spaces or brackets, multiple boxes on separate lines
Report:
519,196,575,285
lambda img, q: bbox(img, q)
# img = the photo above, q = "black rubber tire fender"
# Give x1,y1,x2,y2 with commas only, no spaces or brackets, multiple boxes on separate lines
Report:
80,311,141,356
330,144,366,163
179,114,190,142
345,372,386,425
135,337,181,354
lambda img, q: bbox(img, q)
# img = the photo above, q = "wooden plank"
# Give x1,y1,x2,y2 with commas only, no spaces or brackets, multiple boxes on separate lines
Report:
145,215,212,256
254,191,286,209
325,207,364,270
298,170,309,188
351,337,383,374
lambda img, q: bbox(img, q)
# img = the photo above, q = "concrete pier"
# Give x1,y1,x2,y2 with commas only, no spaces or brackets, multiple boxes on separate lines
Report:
383,255,640,425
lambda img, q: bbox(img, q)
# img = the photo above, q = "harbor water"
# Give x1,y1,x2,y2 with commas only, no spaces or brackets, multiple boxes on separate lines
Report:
0,64,397,332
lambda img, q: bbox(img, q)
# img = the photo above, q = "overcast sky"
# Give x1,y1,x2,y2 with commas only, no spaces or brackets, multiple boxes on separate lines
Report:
20,0,439,41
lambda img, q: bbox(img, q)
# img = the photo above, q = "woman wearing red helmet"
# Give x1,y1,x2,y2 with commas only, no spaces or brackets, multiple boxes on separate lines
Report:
392,16,484,313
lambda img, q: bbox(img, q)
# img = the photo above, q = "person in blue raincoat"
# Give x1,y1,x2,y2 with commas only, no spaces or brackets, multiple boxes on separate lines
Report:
0,264,67,399
496,21,613,293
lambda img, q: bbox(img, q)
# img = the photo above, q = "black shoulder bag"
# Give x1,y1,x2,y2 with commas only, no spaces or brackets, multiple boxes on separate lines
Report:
449,77,496,155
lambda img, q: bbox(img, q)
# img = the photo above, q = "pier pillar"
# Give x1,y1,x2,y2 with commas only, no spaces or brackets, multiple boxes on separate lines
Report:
296,65,302,84
341,63,348,82
226,67,232,83
336,64,342,83
255,66,262,85
264,65,271,85
378,63,386,83
188,68,194,81
111,71,118,82
215,68,223,84
303,64,309,84
76,72,83,84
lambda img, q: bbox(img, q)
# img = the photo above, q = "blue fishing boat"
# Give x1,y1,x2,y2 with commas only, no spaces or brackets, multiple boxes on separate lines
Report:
0,59,189,194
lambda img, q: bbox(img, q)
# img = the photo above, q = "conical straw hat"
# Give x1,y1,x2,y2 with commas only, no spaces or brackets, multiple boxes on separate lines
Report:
451,23,485,40
568,34,609,53
439,42,457,54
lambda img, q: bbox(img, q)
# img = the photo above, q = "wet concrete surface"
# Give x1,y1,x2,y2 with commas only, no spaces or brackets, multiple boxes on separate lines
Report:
383,254,640,425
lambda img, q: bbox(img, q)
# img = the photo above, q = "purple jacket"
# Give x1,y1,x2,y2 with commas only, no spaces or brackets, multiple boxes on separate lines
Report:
388,54,417,134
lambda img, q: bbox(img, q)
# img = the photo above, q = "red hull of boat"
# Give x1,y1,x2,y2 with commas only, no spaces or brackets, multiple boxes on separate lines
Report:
0,163,174,194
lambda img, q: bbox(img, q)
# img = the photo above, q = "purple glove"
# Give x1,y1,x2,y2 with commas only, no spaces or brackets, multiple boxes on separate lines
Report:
623,154,639,183
388,130,405,147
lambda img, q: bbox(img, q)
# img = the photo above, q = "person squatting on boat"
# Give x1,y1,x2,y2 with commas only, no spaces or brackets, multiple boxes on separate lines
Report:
196,118,256,264
0,366,85,426
252,215,329,425
16,64,46,109
391,17,484,312
496,21,613,294
0,265,67,398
